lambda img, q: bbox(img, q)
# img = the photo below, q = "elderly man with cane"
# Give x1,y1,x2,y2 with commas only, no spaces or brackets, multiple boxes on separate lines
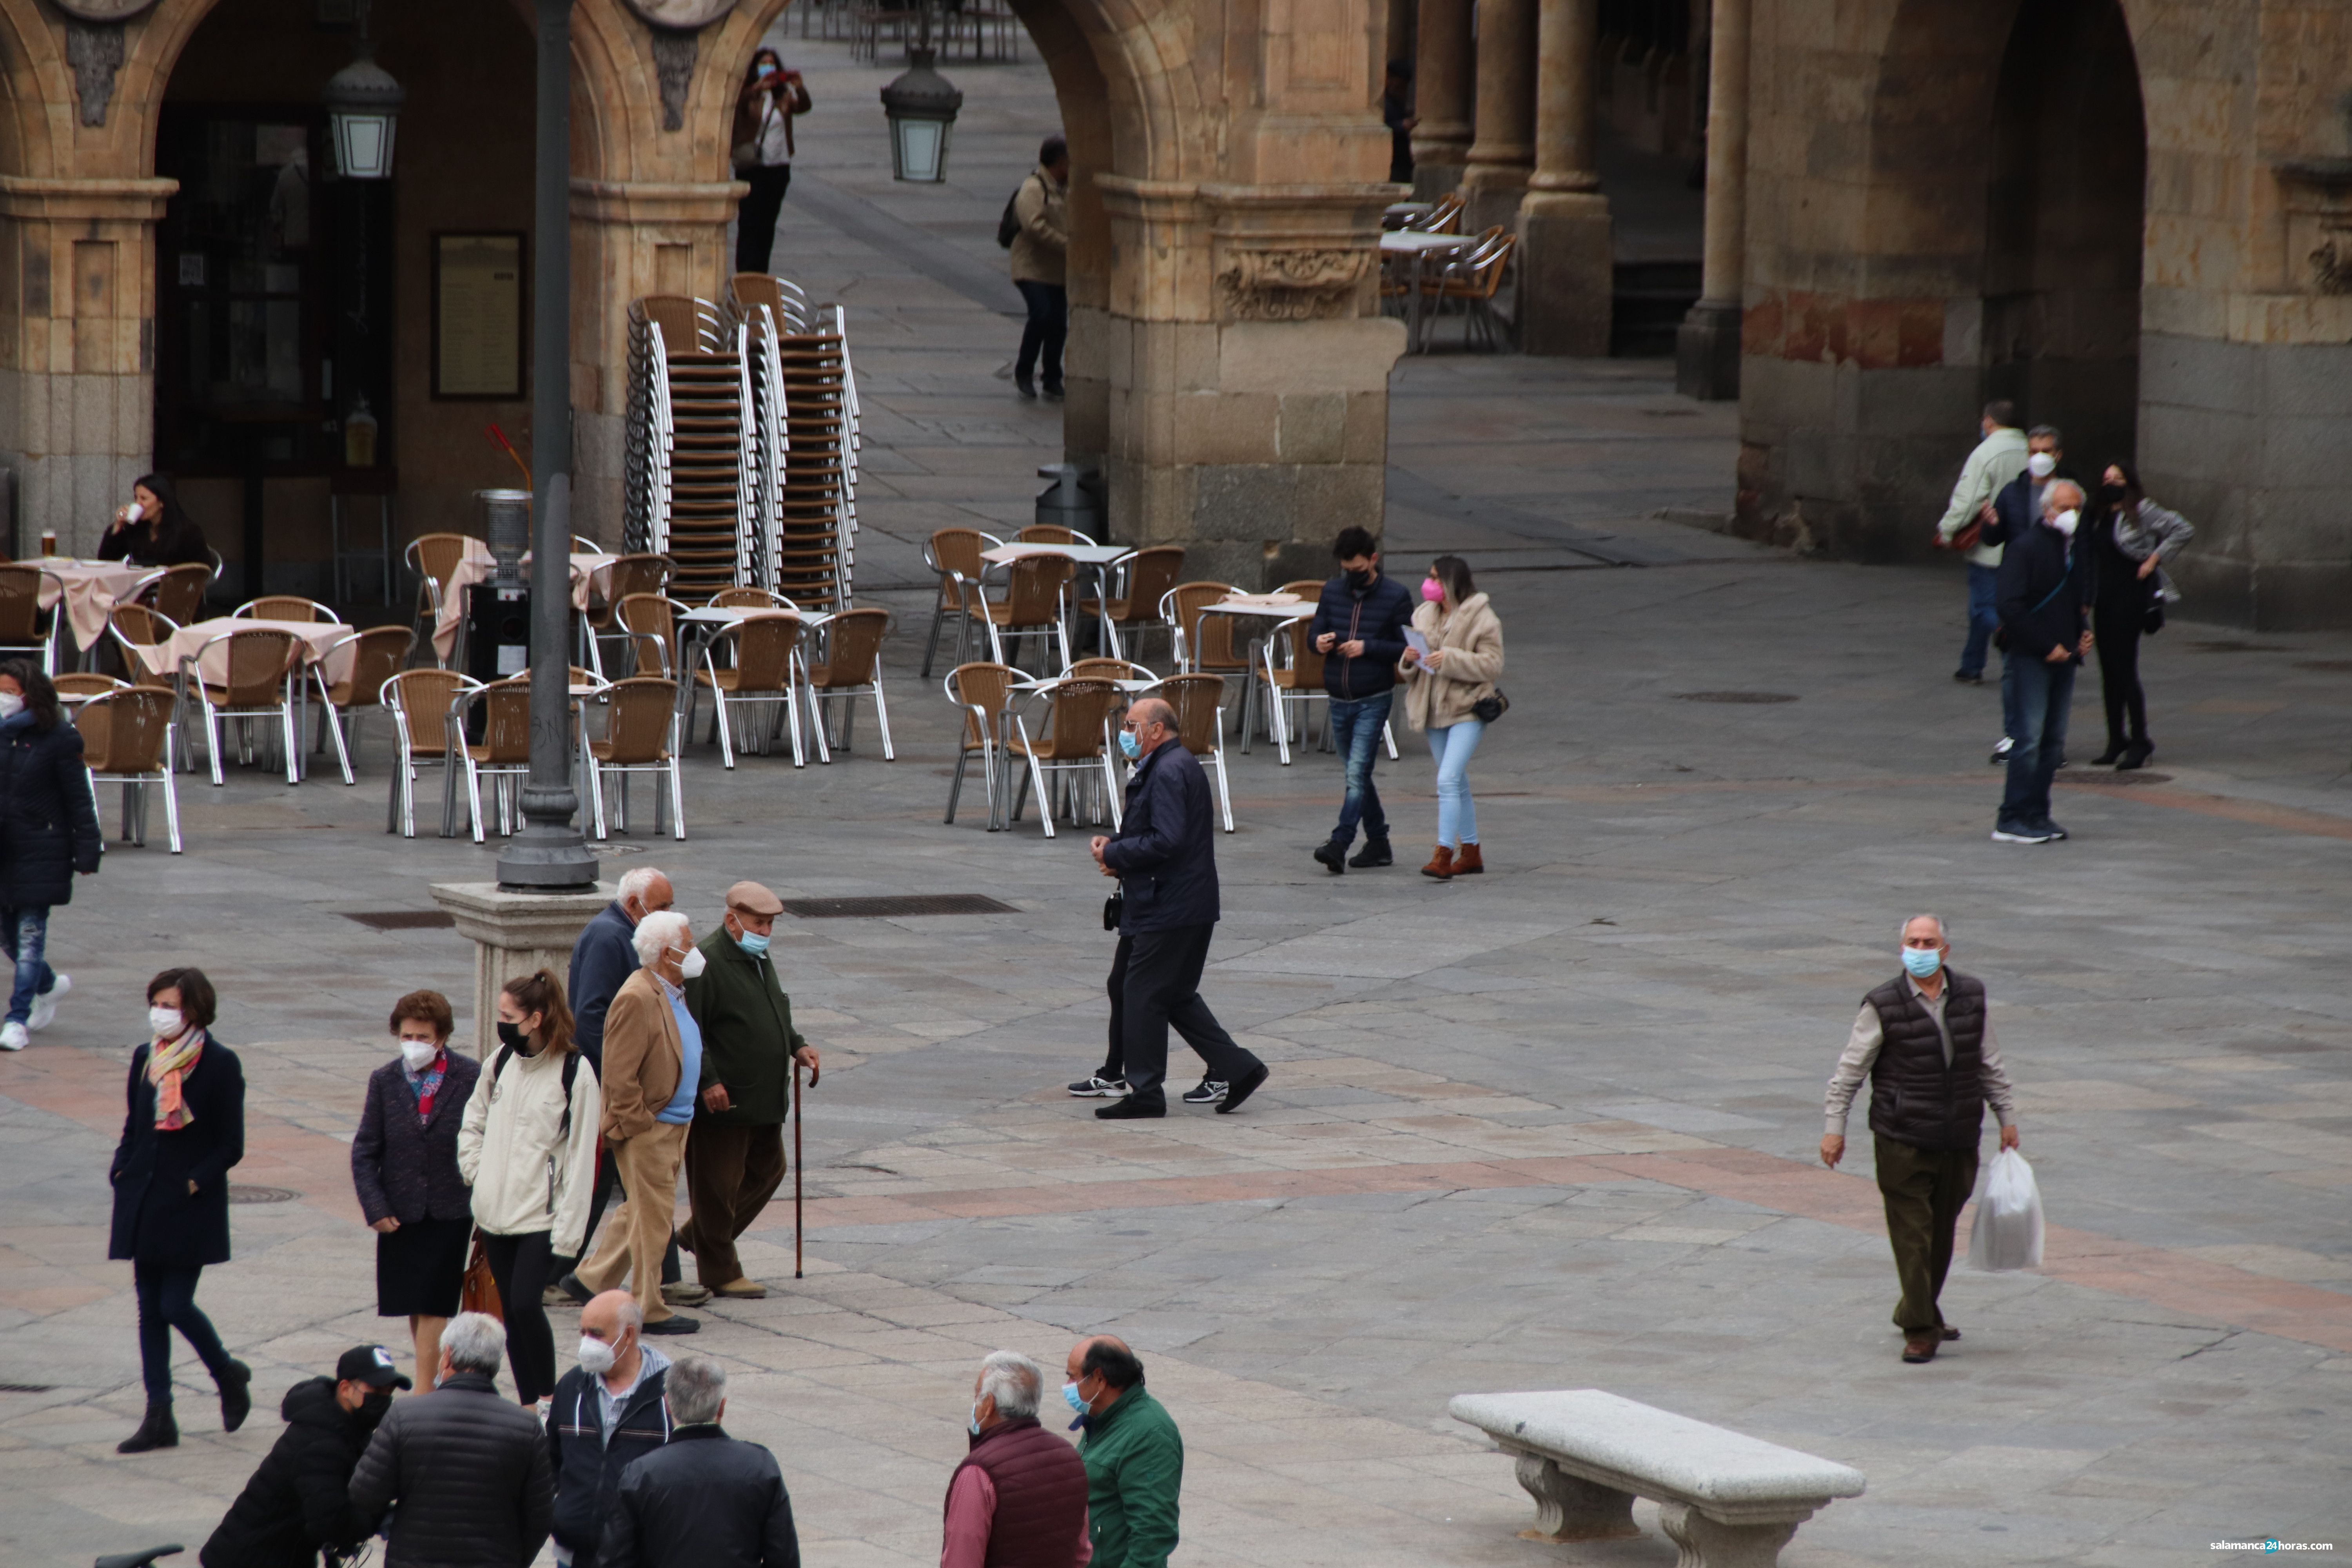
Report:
682,880,820,1300
1085,697,1268,1120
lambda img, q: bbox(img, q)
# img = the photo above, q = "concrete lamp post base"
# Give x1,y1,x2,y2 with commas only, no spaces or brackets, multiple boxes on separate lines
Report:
429,880,611,1058
1675,297,1742,400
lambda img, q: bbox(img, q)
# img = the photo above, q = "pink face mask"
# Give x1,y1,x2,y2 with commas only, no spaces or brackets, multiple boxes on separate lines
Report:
1421,579,1444,603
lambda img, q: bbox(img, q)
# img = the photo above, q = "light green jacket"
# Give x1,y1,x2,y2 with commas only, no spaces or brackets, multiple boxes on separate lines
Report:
1936,426,2029,567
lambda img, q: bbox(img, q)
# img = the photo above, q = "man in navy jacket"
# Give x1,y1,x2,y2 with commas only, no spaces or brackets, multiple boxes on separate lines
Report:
1305,526,1416,873
1087,699,1269,1119
1993,479,2094,845
1979,425,2076,766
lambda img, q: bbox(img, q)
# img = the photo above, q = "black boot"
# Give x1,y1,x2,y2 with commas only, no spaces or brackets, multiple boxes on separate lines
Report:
217,1358,252,1432
117,1403,178,1454
1347,839,1393,869
2116,739,2154,771
1311,840,1347,874
2091,738,2127,766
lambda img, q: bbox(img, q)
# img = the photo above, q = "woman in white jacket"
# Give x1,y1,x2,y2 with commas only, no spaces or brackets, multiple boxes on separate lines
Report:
457,968,599,1410
1397,555,1504,880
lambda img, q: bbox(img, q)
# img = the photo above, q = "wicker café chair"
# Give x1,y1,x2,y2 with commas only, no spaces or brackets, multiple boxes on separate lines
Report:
381,668,476,837
0,563,61,673
585,553,673,676
1016,523,1098,546
53,673,128,705
456,675,534,842
180,626,302,786
135,562,213,626
614,592,686,677
1067,657,1156,682
1079,546,1184,664
1258,616,1324,764
589,676,686,840
405,532,473,662
234,594,337,623
1005,678,1123,839
76,686,182,853
313,625,415,784
1156,672,1235,832
1158,582,1248,678
697,611,819,768
806,607,893,758
942,661,1017,827
920,526,1003,678
107,604,181,694
709,586,797,611
982,552,1073,671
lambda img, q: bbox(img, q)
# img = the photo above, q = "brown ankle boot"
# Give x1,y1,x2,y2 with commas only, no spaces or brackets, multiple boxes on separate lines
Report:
1452,844,1484,875
1421,846,1455,879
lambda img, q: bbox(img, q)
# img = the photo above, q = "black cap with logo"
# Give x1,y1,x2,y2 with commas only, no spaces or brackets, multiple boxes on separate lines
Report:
336,1345,415,1390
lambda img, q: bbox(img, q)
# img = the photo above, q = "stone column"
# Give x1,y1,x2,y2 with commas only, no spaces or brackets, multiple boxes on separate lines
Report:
1410,0,1476,199
1676,0,1748,399
430,881,613,1059
1459,0,1539,233
1516,0,1611,355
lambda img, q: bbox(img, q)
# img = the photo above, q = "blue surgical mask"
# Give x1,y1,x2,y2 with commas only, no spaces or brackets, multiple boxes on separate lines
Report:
737,931,771,958
1901,946,1942,979
1117,731,1142,760
969,1401,984,1437
1061,1380,1089,1417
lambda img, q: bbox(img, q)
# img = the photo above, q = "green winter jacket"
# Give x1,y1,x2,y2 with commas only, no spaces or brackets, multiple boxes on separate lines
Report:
682,928,806,1127
1078,1387,1182,1568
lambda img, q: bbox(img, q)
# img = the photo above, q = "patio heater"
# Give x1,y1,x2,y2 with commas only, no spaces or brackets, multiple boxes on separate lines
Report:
880,3,964,182
497,0,598,892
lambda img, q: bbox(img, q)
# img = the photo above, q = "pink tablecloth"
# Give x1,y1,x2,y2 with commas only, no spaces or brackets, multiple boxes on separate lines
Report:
430,543,620,661
135,617,358,688
34,560,155,650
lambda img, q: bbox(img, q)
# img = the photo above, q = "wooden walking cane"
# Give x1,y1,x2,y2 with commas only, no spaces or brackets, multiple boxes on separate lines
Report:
793,1057,804,1279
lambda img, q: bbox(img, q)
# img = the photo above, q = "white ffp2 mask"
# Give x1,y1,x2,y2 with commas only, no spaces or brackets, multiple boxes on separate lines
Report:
2027,452,2057,479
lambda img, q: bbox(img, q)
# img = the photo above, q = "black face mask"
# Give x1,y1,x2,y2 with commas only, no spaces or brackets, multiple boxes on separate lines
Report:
2098,482,2128,507
1343,568,1372,591
359,1391,393,1428
495,1020,530,1053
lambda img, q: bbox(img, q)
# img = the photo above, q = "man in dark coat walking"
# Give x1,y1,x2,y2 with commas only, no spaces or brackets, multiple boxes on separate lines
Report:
201,1345,409,1568
348,1312,556,1568
0,659,102,1051
1303,528,1416,875
1084,698,1268,1120
598,1355,799,1568
683,880,820,1299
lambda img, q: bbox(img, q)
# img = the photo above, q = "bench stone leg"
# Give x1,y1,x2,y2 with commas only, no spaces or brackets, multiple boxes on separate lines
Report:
1659,1503,1800,1568
1512,1453,1641,1543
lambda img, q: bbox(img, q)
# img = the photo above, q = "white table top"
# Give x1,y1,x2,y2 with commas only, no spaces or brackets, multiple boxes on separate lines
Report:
677,605,832,628
982,543,1132,566
1380,230,1469,252
1015,675,1161,694
1203,596,1313,619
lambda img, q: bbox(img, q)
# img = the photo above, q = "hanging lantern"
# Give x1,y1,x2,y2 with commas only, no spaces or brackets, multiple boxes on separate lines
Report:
879,45,964,183
324,4,405,180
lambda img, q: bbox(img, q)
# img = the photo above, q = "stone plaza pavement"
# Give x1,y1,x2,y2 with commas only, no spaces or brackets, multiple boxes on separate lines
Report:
5,36,2352,1568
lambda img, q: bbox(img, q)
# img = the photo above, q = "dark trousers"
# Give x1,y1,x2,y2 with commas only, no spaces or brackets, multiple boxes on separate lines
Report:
480,1230,557,1402
683,1121,786,1288
577,1146,681,1285
1104,923,1262,1105
1874,1136,1978,1334
1997,654,2074,829
134,1262,231,1406
2093,599,2148,750
1014,279,1067,389
735,164,793,274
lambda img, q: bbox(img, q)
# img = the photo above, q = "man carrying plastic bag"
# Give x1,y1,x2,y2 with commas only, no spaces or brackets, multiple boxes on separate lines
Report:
1968,1147,2045,1272
1821,914,2022,1365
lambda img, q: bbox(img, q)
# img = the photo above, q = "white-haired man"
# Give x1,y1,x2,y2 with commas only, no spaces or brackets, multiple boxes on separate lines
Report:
600,1355,800,1567
548,1290,671,1568
1821,915,2022,1365
348,1311,555,1565
576,911,703,1335
944,1351,1090,1568
1992,477,2094,844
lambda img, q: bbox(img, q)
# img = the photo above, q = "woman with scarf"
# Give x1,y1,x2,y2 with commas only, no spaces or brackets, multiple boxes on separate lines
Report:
108,966,250,1453
0,660,102,1053
351,989,480,1392
730,47,812,275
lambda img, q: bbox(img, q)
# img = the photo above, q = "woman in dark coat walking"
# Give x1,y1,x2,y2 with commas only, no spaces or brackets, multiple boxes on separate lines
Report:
0,659,102,1052
108,965,251,1453
351,989,480,1391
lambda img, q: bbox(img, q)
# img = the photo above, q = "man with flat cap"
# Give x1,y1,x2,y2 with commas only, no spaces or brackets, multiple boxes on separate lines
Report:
681,881,820,1299
201,1345,408,1568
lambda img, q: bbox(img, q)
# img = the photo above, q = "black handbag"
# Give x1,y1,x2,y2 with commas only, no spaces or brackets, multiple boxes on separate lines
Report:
1103,893,1124,932
1471,690,1508,724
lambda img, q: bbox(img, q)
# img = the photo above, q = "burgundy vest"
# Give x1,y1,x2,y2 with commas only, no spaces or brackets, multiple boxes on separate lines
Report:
946,1417,1090,1568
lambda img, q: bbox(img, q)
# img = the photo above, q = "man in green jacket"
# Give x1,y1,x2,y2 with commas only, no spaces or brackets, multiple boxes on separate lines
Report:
681,881,819,1299
1065,1336,1181,1568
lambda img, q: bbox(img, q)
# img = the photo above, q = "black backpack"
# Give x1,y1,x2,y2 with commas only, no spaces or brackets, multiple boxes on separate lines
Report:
996,175,1033,249
491,1042,583,1139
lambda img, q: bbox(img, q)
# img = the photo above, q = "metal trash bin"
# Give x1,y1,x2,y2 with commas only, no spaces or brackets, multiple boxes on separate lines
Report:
1034,463,1105,539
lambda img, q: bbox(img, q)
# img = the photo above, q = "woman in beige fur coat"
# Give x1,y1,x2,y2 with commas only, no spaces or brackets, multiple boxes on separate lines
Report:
1397,555,1503,879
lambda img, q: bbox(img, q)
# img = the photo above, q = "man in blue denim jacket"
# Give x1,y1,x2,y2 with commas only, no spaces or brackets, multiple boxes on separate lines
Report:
1305,526,1416,873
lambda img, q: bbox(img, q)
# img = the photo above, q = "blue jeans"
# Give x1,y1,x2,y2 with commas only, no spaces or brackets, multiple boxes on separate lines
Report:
1327,693,1391,847
1,906,54,1026
1961,564,1999,679
2000,656,2076,829
1426,719,1485,847
135,1262,232,1405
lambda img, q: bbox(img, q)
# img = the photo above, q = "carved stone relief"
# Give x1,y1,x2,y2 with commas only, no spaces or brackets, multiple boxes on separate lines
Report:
65,20,126,127
650,28,698,132
1213,247,1374,321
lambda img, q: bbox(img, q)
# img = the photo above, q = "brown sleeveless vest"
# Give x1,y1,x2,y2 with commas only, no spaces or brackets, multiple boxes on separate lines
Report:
946,1417,1089,1567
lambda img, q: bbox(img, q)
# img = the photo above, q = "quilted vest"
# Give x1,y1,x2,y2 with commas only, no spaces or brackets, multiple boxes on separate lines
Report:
1864,971,1988,1152
947,1417,1090,1568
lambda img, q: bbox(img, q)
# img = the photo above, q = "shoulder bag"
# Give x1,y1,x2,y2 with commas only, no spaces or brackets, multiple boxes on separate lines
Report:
1471,690,1508,724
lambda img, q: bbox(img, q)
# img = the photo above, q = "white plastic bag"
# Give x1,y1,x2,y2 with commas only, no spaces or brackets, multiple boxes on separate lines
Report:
1967,1148,2045,1271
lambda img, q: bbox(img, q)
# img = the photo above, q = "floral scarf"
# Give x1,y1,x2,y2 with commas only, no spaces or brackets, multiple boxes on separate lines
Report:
406,1049,450,1122
147,1029,207,1130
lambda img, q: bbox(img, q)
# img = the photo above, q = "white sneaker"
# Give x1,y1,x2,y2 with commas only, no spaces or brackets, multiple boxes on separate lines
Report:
0,1021,27,1051
28,973,68,1032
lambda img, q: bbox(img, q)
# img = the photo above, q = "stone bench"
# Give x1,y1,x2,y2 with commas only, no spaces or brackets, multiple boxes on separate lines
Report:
1449,1389,1866,1568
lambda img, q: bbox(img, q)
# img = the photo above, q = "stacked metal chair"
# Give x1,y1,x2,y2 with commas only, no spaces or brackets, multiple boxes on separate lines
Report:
624,295,759,603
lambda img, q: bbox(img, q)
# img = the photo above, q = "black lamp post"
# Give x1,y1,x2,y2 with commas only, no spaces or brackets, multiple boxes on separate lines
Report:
879,2,963,182
497,0,597,892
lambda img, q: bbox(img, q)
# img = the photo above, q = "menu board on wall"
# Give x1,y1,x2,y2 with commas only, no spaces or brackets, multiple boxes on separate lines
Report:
432,233,526,400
